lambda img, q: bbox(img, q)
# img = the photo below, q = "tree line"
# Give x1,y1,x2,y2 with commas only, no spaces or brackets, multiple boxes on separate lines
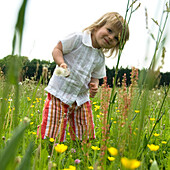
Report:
0,55,169,87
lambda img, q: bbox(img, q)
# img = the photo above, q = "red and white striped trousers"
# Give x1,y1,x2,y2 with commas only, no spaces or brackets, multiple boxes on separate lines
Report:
37,93,95,142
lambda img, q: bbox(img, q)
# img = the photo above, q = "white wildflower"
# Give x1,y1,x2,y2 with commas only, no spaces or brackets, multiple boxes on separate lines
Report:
55,67,70,77
23,117,31,124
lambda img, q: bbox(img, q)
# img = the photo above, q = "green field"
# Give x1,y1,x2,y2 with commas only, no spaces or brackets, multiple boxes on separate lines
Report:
0,72,169,169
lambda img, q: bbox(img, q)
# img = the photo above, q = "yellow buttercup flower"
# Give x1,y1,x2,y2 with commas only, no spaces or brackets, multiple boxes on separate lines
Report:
49,138,55,142
135,110,140,113
88,166,93,169
147,144,159,151
32,132,36,135
55,144,68,153
108,147,118,156
30,122,34,125
63,165,76,170
108,157,115,161
91,146,100,151
161,141,167,144
27,97,31,101
121,157,141,169
150,118,155,121
97,115,100,118
133,132,137,135
94,105,100,111
93,102,97,104
153,133,160,137
99,112,104,115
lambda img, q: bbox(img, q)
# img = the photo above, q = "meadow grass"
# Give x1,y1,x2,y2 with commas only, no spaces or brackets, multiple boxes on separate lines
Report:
0,0,169,169
0,75,169,170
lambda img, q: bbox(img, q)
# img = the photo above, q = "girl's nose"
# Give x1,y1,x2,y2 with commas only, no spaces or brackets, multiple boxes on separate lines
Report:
108,34,114,41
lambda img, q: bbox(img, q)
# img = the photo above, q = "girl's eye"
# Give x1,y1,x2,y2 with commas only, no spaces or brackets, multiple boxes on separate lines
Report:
107,28,112,33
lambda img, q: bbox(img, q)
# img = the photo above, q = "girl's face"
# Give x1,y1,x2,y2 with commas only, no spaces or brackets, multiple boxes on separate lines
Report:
92,23,120,49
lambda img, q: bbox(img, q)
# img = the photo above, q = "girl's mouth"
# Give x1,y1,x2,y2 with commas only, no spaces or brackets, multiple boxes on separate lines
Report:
104,38,109,45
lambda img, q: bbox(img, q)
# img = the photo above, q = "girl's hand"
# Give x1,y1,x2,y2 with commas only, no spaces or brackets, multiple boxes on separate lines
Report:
89,82,98,98
59,63,67,69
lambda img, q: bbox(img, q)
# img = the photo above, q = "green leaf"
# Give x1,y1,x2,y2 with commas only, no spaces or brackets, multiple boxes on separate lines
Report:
143,134,148,148
150,160,159,170
111,92,117,104
151,18,159,26
17,142,34,170
0,123,28,170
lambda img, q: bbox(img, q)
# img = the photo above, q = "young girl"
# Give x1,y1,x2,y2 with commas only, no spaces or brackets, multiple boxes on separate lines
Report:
38,12,129,142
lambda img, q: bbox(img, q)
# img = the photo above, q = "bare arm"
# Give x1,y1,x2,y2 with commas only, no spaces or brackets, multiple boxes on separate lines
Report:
52,41,67,69
89,77,99,98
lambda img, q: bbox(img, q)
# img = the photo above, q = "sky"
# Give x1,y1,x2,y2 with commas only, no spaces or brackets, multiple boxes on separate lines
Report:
0,0,170,72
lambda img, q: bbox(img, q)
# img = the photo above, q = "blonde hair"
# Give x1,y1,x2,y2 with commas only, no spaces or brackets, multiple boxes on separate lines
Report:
83,12,129,57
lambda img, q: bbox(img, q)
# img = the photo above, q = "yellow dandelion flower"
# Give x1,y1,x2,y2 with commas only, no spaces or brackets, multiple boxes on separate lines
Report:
113,121,117,124
97,115,100,118
108,147,118,156
68,165,76,170
31,105,34,108
121,157,141,169
31,113,34,117
93,102,97,104
55,144,68,153
30,122,34,125
32,132,36,135
161,141,167,144
147,144,159,151
94,105,100,111
135,110,140,113
150,118,155,121
27,97,31,101
116,110,120,112
39,98,42,100
33,101,36,104
88,166,94,169
111,118,113,120
153,133,160,137
49,138,55,142
115,107,118,109
108,157,115,161
91,146,100,151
